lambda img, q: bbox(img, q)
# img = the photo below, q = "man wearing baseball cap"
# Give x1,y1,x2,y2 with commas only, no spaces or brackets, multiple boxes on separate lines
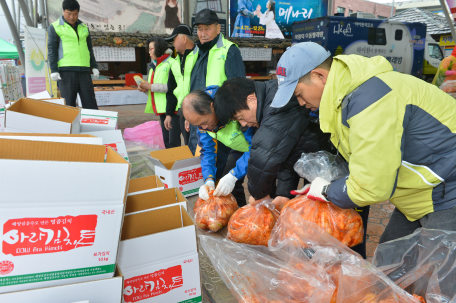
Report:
165,24,195,144
275,42,456,245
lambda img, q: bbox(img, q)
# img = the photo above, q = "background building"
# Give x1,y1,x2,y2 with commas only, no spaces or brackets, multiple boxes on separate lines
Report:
383,0,442,14
332,0,395,19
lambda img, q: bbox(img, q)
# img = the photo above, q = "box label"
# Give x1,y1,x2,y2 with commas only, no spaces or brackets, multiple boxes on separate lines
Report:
2,215,98,256
178,168,202,186
105,143,118,152
81,118,110,125
123,265,184,303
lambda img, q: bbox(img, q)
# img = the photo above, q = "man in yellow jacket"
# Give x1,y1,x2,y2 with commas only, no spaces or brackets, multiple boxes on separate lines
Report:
272,42,456,244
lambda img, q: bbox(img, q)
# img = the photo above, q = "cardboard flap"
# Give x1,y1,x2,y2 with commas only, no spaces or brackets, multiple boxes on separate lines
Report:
106,147,129,164
121,205,184,241
8,98,80,123
149,146,196,170
125,188,177,214
81,108,118,119
0,133,96,138
128,175,163,194
0,138,105,162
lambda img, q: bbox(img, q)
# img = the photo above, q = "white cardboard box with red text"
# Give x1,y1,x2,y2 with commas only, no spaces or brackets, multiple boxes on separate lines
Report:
82,130,129,161
80,108,118,132
128,176,165,196
0,268,124,302
118,205,201,303
0,139,130,294
147,146,203,197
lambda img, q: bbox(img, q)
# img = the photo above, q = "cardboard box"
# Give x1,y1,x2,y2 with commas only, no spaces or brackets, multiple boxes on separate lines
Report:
128,176,165,196
0,268,124,302
148,146,203,197
0,133,103,145
126,188,187,214
80,109,118,132
82,130,128,161
0,139,130,293
118,206,202,303
4,98,81,134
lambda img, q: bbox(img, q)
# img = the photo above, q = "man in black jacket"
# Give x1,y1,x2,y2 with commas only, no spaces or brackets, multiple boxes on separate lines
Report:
214,77,330,207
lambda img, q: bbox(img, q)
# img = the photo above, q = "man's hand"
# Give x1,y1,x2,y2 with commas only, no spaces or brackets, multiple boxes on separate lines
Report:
164,115,172,130
51,72,61,81
290,177,330,202
248,195,270,206
185,120,190,132
92,68,100,79
271,196,290,211
214,173,237,197
199,180,215,200
138,81,151,92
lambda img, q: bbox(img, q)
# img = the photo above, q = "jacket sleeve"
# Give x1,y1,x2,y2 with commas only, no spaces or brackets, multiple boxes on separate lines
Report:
86,31,98,70
248,109,308,200
165,68,178,116
238,0,255,17
327,89,402,209
150,83,168,93
47,24,59,73
198,129,217,181
230,127,253,179
225,45,246,79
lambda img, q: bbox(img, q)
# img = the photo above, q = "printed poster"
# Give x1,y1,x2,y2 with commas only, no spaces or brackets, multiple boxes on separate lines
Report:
230,0,328,39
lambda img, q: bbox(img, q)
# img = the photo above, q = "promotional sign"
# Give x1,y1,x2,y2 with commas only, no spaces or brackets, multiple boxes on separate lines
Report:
230,0,328,39
447,0,456,20
47,0,183,34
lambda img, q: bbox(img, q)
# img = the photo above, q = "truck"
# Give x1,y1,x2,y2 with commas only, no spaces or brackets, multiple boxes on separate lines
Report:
292,16,443,81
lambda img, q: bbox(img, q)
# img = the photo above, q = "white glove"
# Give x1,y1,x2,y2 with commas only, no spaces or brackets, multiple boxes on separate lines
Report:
92,68,100,79
50,72,61,81
199,180,215,200
291,177,330,202
214,173,238,197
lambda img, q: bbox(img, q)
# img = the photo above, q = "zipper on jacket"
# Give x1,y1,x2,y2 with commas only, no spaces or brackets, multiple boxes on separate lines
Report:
442,181,446,198
401,161,444,186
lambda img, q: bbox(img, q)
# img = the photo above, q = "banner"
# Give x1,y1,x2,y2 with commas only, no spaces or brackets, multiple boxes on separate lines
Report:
447,0,456,20
47,0,184,34
230,0,328,39
24,26,57,97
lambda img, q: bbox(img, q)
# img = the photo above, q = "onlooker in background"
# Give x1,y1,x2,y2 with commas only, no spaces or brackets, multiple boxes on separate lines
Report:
187,8,246,155
139,37,179,149
165,24,195,145
48,0,99,109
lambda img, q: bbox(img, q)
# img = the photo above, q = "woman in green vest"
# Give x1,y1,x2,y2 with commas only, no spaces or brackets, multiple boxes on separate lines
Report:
138,37,181,148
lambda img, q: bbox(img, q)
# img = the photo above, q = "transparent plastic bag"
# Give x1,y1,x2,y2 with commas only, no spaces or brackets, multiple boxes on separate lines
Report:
194,190,238,232
125,140,159,178
439,80,456,94
294,151,349,182
373,228,456,303
227,200,279,246
281,195,364,248
269,209,421,303
123,120,165,150
199,234,336,303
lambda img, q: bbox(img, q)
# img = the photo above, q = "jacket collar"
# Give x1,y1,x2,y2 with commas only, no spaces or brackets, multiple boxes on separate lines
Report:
60,16,82,26
193,33,224,54
254,81,266,125
156,53,170,66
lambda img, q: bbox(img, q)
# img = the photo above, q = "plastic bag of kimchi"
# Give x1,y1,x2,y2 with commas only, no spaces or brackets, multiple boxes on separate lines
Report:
373,228,456,303
281,195,364,248
193,190,238,232
269,209,422,303
439,80,456,94
227,200,279,246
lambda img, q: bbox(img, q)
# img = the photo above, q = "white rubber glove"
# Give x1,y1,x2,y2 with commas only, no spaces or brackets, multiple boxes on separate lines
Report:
291,177,330,202
92,68,100,79
199,180,215,200
213,173,237,197
50,72,61,81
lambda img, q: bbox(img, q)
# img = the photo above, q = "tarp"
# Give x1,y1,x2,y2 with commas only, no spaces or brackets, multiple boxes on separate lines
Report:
0,38,19,59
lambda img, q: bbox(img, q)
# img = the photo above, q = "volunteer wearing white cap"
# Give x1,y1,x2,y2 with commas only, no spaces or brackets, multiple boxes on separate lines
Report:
273,42,456,245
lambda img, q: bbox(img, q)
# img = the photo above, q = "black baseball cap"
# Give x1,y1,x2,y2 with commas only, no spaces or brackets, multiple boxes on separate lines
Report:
193,8,219,26
164,24,193,42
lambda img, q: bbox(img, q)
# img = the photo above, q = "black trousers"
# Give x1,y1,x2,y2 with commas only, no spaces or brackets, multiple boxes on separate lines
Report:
350,206,370,259
159,114,181,149
222,150,247,207
59,71,98,109
179,115,190,145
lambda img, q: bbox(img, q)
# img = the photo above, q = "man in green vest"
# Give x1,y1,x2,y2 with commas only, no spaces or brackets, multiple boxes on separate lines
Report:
47,0,99,109
187,8,246,155
165,24,196,145
182,87,253,207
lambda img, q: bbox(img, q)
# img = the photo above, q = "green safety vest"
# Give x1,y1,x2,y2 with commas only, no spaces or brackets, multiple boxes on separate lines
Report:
185,34,236,89
52,18,90,68
170,53,197,110
145,57,173,114
206,120,250,152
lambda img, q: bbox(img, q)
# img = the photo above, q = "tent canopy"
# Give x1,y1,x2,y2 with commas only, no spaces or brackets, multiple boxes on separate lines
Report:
0,38,19,59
